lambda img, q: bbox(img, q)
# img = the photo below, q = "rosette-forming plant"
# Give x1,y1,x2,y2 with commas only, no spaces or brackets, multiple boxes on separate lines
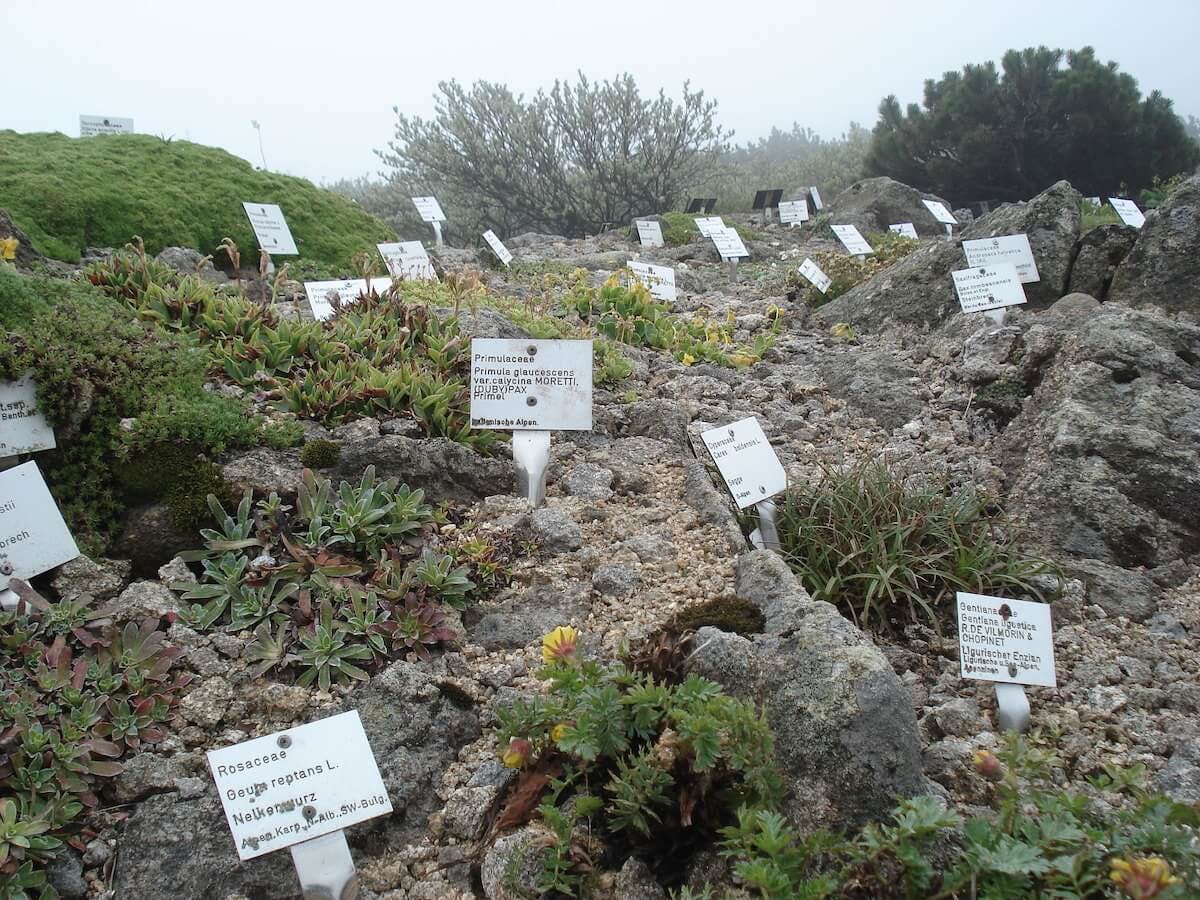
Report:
171,467,513,687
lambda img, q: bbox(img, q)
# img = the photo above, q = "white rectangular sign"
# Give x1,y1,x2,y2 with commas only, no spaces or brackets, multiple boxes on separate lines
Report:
951,264,1027,313
831,224,873,256
962,234,1040,283
207,711,392,861
635,220,664,248
889,223,919,239
809,187,823,210
482,230,513,266
1108,198,1145,229
0,375,56,455
0,462,79,580
797,258,831,294
377,241,437,281
470,339,592,431
778,200,809,226
242,203,299,256
303,278,394,321
711,226,750,260
412,196,446,223
922,199,958,225
79,115,133,136
694,216,725,238
628,261,676,302
700,417,787,510
957,592,1056,688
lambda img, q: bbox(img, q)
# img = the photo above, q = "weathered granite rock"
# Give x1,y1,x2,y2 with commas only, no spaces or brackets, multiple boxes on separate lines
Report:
1108,173,1200,315
468,583,590,649
50,555,131,603
812,348,923,430
819,176,955,237
1067,224,1136,300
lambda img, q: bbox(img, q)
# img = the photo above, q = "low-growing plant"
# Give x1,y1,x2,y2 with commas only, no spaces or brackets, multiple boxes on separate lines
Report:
774,461,1059,633
659,213,759,248
1080,198,1125,233
299,439,341,469
787,231,919,306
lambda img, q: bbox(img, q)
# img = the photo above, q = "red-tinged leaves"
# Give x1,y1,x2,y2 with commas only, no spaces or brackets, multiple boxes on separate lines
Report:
495,758,562,832
72,657,89,690
88,740,123,758
87,760,124,778
140,726,166,744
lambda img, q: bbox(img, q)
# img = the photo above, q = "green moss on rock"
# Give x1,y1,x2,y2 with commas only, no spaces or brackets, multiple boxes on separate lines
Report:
299,439,341,469
673,596,766,637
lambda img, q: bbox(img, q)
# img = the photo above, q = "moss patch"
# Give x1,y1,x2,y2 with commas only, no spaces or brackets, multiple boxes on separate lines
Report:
673,596,766,637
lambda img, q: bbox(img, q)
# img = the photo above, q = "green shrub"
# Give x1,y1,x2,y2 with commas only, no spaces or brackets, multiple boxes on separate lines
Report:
0,130,395,267
775,462,1058,633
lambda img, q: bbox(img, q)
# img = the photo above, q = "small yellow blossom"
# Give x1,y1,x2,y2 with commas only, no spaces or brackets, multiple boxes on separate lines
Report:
1110,857,1179,899
727,353,756,368
551,723,569,743
0,238,17,261
501,737,532,769
681,352,696,367
541,625,579,666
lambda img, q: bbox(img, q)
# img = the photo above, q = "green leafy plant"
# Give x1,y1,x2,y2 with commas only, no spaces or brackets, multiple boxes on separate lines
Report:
775,461,1059,633
787,231,919,306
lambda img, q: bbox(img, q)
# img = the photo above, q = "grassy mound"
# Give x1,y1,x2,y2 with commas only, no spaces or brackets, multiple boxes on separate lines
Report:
0,130,396,267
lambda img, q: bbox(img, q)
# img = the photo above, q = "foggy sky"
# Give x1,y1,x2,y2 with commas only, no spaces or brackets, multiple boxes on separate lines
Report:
8,0,1199,185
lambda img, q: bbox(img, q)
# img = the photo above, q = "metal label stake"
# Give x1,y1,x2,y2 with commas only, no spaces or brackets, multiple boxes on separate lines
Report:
513,430,551,509
289,829,357,900
984,307,1007,324
726,258,740,282
995,680,1032,733
431,222,444,249
749,498,781,552
944,223,954,241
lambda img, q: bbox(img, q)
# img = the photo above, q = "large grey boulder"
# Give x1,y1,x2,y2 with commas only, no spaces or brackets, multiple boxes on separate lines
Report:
1067,224,1136,301
115,661,479,898
684,551,929,832
1001,299,1200,575
811,348,924,430
815,180,1082,331
819,177,955,238
1108,173,1200,315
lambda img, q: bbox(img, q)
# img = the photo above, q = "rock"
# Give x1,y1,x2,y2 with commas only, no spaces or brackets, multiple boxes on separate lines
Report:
82,838,112,868
223,433,513,504
614,857,667,900
156,556,192,585
960,325,1022,384
155,247,225,282
684,551,930,832
1001,304,1200,571
1067,224,1136,300
442,761,515,842
50,555,131,603
619,399,691,446
562,462,614,500
1157,735,1200,804
113,753,188,803
682,459,746,557
468,584,590,649
249,682,312,719
1108,173,1200,314
1065,559,1159,622
812,348,923,430
446,306,529,339
179,676,235,728
815,180,1081,330
113,581,187,623
45,851,87,900
928,698,982,738
592,564,639,597
530,506,583,553
186,646,226,677
112,503,197,578
1147,612,1188,639
622,531,675,562
480,826,543,900
819,176,955,237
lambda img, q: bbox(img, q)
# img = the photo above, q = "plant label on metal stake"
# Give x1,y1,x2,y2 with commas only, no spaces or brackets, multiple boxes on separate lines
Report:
629,261,676,302
376,242,437,281
0,462,79,610
951,264,1027,316
635,220,664,247
831,224,873,256
962,234,1040,284
207,711,391,898
0,374,56,456
889,223,918,239
242,203,299,256
779,200,809,228
303,278,394,322
1108,197,1145,229
412,196,447,247
957,592,1057,733
482,230,514,266
700,417,788,551
469,340,593,509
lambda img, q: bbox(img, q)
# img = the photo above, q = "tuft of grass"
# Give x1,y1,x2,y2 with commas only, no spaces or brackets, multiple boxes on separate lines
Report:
659,212,759,247
0,130,395,267
1079,199,1124,234
775,461,1058,633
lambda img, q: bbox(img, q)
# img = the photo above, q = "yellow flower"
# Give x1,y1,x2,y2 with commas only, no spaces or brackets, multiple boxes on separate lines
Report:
501,737,532,769
541,625,578,665
972,750,1004,781
728,353,756,368
681,352,696,367
1110,857,1179,899
551,723,569,743
830,322,856,341
0,238,17,261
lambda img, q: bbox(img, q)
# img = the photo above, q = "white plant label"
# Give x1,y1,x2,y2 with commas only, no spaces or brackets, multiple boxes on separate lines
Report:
797,258,831,294
482,230,513,266
0,462,79,580
207,711,391,861
962,234,1040,283
832,224,873,256
79,115,133,136
778,200,809,226
700,417,787,510
377,242,437,281
0,375,56,455
242,203,299,256
1108,198,1145,229
889,223,919,239
303,278,394,321
809,187,823,210
922,199,958,225
411,196,447,223
951,264,1027,313
470,339,592,431
694,216,725,238
635,220,664,248
711,226,750,260
957,592,1056,688
628,261,676,302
